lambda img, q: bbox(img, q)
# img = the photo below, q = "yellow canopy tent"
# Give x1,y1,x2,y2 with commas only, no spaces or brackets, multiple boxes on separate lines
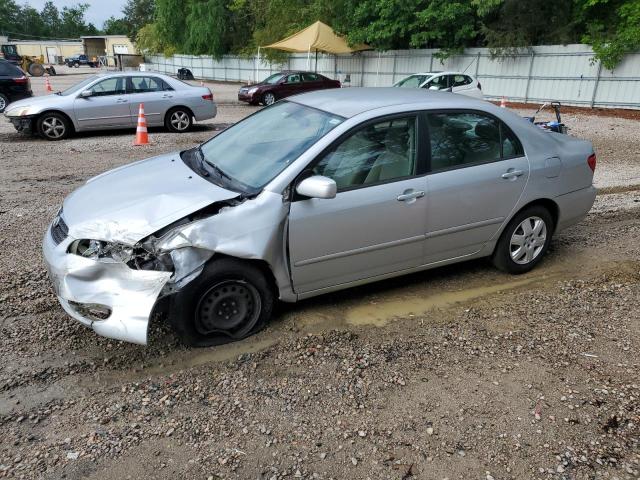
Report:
261,21,369,73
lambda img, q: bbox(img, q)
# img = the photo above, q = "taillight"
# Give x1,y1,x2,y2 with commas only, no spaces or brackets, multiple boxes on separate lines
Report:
13,75,28,84
587,153,597,173
202,93,213,101
477,81,482,90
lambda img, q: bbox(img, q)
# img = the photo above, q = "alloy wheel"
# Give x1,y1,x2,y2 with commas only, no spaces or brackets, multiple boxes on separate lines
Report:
264,93,275,105
170,111,190,131
41,116,66,139
0,96,6,112
509,216,547,265
195,280,261,339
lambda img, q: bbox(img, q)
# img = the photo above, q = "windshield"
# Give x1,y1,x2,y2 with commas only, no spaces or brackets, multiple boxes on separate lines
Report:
395,75,429,88
263,73,284,85
59,75,100,95
199,101,344,191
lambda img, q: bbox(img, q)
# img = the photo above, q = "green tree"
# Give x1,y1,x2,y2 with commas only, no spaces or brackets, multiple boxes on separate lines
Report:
122,0,155,42
183,0,228,57
579,0,640,70
103,16,129,35
155,0,187,51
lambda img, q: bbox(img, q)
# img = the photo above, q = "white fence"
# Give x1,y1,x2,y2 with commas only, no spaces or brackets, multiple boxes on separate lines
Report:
148,44,640,109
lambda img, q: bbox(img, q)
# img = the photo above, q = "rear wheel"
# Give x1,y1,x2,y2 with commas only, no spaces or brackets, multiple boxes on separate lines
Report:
37,112,71,140
0,94,8,113
74,62,80,68
262,92,276,106
165,107,192,132
170,258,274,347
492,205,553,274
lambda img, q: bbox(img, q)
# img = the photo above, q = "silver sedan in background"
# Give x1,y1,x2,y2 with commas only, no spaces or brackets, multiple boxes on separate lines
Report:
4,72,217,140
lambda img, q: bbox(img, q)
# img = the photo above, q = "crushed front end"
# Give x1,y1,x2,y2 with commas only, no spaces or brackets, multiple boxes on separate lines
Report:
42,211,173,345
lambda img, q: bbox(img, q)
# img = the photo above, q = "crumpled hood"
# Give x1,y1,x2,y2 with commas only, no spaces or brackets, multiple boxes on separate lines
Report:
62,152,239,244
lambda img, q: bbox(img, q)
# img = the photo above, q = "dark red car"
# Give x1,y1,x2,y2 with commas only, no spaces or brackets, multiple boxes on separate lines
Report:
238,71,340,106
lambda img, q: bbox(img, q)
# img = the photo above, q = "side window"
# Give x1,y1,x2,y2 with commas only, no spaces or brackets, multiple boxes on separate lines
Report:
90,77,126,96
502,126,524,158
312,116,417,190
427,112,523,172
452,75,471,87
286,74,301,83
302,72,319,82
130,76,163,93
425,75,448,90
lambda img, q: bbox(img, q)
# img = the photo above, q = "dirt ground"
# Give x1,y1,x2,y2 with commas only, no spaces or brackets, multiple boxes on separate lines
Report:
0,74,638,480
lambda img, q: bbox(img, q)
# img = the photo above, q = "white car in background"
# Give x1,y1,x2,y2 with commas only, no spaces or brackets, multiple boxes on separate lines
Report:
394,71,483,98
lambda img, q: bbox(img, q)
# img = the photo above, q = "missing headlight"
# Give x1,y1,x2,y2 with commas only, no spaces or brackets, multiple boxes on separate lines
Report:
68,239,173,272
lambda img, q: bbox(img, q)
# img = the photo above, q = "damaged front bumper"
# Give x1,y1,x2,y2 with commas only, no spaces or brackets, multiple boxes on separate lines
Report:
42,225,172,345
6,115,35,134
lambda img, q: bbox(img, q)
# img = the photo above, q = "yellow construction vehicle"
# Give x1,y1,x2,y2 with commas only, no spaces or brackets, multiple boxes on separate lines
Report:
0,44,56,76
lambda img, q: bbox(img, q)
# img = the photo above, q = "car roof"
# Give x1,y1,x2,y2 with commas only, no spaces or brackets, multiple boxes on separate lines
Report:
290,87,486,118
86,71,177,79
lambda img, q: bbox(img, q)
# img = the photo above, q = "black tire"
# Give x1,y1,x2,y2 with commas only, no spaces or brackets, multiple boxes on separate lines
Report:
165,107,193,133
492,205,554,274
37,112,71,140
47,66,57,76
74,62,80,68
0,93,8,113
170,258,274,347
28,63,45,77
261,91,276,106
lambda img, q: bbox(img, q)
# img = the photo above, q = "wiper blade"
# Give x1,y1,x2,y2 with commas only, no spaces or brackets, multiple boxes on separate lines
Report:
199,148,233,182
194,146,209,177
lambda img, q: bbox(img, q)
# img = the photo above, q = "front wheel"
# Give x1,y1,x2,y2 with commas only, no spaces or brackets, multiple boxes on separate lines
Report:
262,92,276,106
37,112,71,140
492,206,554,274
0,93,8,113
165,107,193,133
170,258,274,347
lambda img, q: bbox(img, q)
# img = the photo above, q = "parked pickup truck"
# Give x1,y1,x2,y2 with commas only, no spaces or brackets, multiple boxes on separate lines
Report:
64,54,98,68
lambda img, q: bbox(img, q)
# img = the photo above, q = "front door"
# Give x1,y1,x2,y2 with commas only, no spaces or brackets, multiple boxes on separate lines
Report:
281,73,305,98
423,111,529,263
73,76,131,130
289,114,428,294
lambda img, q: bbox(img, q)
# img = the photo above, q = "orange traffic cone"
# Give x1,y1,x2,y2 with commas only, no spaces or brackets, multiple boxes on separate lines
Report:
500,96,507,108
134,103,149,146
45,76,53,92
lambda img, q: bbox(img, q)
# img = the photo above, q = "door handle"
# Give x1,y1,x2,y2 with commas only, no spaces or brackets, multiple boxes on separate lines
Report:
162,94,173,98
501,169,524,180
397,190,425,202
116,98,128,103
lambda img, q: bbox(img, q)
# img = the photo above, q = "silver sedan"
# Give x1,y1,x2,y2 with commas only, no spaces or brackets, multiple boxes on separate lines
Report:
43,88,596,345
4,72,217,140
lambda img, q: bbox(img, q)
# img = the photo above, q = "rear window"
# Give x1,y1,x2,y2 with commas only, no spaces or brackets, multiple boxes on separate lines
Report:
0,61,23,77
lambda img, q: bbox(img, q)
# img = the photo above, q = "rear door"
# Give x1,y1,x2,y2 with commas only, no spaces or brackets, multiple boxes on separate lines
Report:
73,76,131,130
127,76,173,126
449,74,476,96
302,72,323,92
423,110,529,263
288,114,428,294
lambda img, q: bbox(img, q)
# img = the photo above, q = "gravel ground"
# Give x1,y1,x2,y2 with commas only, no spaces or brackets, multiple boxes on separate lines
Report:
0,75,638,480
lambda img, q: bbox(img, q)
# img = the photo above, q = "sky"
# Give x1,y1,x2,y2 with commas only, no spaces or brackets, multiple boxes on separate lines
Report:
22,0,129,29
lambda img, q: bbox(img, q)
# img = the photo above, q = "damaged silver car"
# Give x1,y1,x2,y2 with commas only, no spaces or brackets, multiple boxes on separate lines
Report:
43,88,596,346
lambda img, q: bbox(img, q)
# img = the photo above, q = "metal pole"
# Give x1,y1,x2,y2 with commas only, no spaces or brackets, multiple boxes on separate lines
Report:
315,50,318,72
524,50,535,102
590,60,603,108
375,51,381,86
360,54,365,86
475,51,480,77
391,52,397,84
429,53,434,72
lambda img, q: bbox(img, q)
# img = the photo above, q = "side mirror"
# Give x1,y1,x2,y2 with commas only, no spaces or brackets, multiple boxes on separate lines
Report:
296,175,337,200
428,85,440,91
79,90,92,98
